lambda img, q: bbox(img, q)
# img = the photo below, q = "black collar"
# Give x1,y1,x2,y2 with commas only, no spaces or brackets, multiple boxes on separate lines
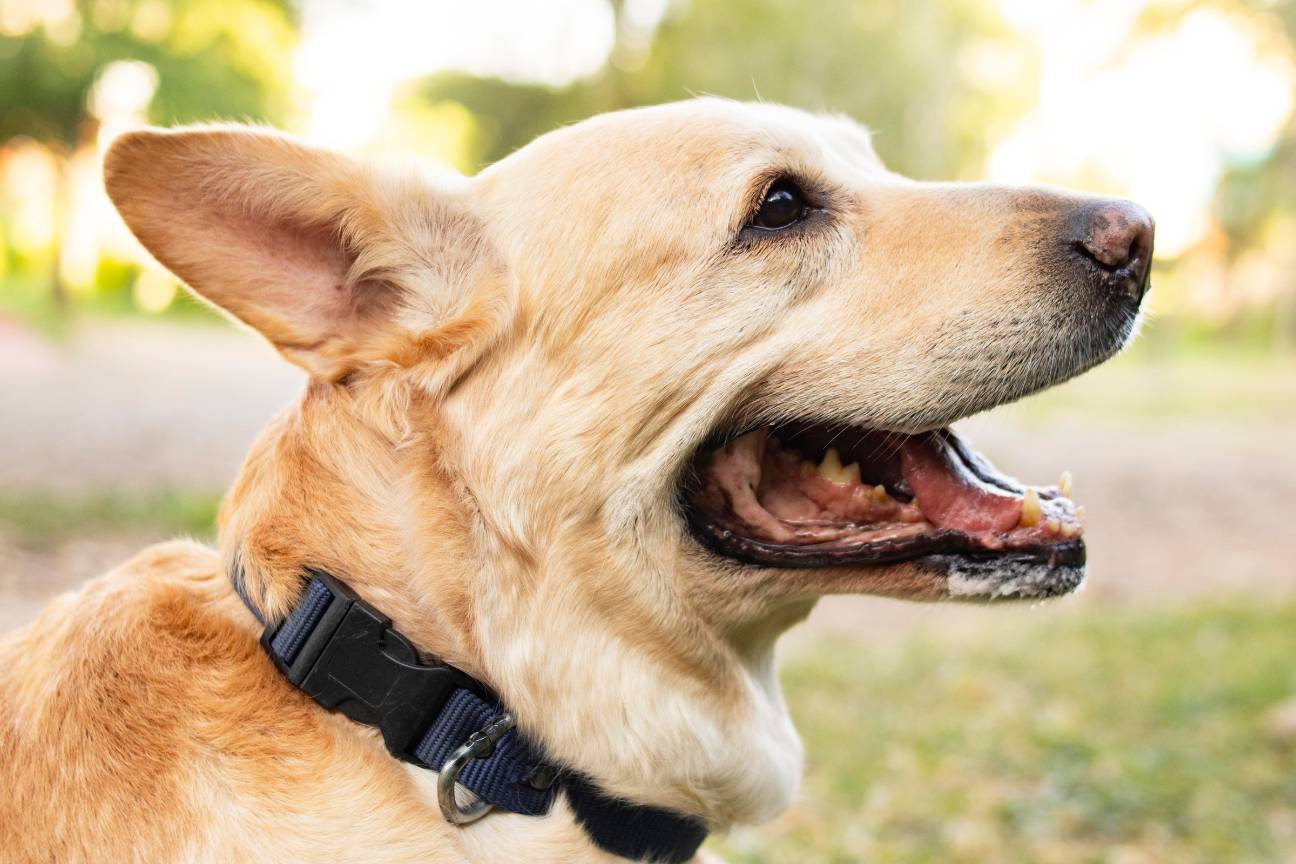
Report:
231,566,708,863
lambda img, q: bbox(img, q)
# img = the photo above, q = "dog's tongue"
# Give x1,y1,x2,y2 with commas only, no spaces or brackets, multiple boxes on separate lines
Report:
900,434,1022,533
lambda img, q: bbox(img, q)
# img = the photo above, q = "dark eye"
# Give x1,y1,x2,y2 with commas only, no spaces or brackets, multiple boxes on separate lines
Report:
751,179,808,230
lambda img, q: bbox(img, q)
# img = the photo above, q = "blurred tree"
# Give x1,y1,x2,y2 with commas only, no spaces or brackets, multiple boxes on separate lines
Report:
0,0,297,144
0,0,297,309
1154,1,1295,250
419,0,1032,181
1134,0,1296,344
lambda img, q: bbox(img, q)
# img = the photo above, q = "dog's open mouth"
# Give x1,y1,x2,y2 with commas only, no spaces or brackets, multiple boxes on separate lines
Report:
685,423,1085,596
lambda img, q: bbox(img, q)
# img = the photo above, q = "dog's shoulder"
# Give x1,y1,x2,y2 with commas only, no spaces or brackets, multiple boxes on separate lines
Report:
0,540,263,860
1,538,233,671
0,541,468,862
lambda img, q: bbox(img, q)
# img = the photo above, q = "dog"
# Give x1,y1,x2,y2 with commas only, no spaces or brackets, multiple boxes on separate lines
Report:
0,98,1152,862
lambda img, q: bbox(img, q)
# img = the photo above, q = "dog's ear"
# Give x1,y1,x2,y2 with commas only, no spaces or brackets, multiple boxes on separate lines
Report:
104,126,509,384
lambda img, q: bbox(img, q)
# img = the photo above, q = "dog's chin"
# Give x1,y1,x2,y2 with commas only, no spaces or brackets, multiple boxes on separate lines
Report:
682,421,1087,601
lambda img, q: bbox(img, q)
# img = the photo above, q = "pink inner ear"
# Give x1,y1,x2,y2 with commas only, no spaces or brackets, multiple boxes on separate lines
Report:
105,130,414,374
203,208,361,348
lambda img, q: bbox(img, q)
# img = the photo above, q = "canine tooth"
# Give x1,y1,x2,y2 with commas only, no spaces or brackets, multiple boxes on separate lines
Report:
842,462,861,486
1019,488,1042,527
1045,517,1061,536
817,448,846,483
1058,470,1074,499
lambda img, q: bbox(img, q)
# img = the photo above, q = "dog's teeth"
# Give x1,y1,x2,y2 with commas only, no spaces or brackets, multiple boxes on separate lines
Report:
1019,488,1042,527
813,449,860,486
1045,517,1061,536
1058,470,1074,498
816,448,846,483
842,461,861,486
1074,505,1086,525
872,484,891,504
1061,521,1082,539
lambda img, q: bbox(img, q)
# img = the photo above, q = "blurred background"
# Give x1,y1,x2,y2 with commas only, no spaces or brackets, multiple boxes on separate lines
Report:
1,0,1294,860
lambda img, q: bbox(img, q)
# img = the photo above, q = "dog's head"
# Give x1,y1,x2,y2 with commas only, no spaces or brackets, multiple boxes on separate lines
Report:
105,98,1152,825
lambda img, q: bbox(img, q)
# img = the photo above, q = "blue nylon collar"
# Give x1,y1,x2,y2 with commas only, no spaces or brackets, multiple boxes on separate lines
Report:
231,565,708,863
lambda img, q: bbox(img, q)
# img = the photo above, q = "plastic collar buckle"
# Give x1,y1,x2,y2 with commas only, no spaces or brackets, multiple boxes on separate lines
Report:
261,570,485,763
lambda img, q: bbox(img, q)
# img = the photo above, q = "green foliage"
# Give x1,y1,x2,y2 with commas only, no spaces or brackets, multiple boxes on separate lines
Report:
0,0,297,145
423,0,1032,180
0,273,222,338
1218,136,1296,252
716,601,1296,863
3,0,1294,340
0,273,72,336
1134,0,1296,252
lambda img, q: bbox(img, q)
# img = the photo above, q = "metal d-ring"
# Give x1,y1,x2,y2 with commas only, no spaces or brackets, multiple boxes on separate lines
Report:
437,712,516,825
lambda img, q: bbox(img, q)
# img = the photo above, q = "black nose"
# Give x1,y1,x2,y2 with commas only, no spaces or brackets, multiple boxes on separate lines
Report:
1071,199,1155,303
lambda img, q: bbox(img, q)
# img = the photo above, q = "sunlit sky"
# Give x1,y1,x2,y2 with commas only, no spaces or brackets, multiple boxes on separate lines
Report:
294,0,625,149
990,0,1294,255
5,0,1294,313
288,0,1294,258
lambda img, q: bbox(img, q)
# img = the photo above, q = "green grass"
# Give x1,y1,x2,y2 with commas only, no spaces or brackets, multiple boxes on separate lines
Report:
0,487,221,546
0,272,223,339
1004,345,1296,427
3,487,1293,861
716,602,1296,863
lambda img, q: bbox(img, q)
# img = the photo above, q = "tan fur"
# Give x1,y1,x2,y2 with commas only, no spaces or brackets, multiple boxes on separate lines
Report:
0,99,1138,862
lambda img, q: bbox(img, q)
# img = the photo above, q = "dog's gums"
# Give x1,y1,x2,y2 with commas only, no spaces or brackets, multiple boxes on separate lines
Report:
686,424,1085,571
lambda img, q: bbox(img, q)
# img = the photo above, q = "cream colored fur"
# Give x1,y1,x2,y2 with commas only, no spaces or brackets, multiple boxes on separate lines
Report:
0,98,1134,862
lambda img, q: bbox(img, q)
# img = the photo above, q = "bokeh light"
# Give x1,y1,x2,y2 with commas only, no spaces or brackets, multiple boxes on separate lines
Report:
2,5,1295,861
990,0,1294,257
2,0,1291,334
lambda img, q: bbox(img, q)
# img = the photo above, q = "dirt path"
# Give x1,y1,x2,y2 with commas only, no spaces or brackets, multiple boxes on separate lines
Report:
0,315,304,491
3,317,1294,637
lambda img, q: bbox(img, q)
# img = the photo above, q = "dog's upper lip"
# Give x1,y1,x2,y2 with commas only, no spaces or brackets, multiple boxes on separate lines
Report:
683,423,1085,574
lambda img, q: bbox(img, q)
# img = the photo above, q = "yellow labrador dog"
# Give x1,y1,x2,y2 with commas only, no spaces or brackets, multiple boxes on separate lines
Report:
0,98,1152,863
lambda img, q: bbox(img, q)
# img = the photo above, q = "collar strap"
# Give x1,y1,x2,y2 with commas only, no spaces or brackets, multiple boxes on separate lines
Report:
232,567,708,863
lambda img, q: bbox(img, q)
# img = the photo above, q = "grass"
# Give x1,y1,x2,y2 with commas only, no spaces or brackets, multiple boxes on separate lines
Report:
714,602,1296,863
1000,344,1296,427
3,488,1293,861
0,272,222,339
0,487,221,546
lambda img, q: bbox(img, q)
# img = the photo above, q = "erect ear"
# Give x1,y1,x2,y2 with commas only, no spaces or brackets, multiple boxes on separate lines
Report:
104,125,509,383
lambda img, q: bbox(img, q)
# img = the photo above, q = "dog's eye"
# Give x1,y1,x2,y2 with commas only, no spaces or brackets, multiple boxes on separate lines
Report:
751,180,808,230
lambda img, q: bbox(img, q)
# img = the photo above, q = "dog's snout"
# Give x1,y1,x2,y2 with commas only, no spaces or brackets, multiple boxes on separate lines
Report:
1070,199,1155,303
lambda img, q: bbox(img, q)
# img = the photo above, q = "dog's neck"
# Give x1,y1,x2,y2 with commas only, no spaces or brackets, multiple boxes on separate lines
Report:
221,379,807,833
